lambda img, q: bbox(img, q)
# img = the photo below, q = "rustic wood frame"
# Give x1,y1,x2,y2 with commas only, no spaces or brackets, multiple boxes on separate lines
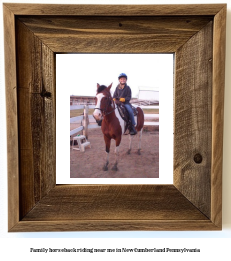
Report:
4,4,226,232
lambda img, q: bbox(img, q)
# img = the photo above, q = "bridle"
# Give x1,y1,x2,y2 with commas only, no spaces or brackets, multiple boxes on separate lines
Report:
94,95,116,116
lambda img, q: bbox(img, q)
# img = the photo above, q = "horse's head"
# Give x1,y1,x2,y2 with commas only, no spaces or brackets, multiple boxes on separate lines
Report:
93,83,113,123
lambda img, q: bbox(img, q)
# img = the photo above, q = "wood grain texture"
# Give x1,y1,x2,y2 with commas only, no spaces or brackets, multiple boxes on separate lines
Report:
4,3,225,16
16,19,56,219
22,185,207,221
4,3,226,231
11,220,218,232
3,4,19,231
174,22,213,218
18,16,213,53
211,5,226,228
12,185,219,232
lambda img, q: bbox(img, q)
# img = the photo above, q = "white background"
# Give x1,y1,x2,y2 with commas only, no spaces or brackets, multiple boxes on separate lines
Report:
56,53,173,184
56,53,173,97
0,0,231,260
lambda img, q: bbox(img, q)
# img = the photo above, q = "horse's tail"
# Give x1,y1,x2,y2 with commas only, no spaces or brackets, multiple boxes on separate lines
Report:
136,107,144,131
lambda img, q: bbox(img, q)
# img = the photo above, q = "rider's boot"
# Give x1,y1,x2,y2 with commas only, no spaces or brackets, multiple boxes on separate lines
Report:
130,125,137,135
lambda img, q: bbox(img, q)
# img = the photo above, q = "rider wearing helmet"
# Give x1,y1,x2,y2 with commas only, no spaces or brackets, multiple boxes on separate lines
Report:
113,73,137,135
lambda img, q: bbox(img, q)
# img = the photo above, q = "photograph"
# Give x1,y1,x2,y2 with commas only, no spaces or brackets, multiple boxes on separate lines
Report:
56,54,173,181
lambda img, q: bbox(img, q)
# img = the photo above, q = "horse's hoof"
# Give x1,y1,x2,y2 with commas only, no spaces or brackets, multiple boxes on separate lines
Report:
138,149,141,155
127,149,131,155
111,165,118,171
103,165,108,171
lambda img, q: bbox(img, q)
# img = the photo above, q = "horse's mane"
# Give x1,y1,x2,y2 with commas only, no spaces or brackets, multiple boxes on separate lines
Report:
97,85,107,94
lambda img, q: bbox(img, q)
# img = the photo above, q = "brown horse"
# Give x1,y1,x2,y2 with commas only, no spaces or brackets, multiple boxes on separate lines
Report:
93,83,144,171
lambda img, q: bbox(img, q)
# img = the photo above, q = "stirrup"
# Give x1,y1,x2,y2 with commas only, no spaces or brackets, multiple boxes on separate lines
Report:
130,126,137,135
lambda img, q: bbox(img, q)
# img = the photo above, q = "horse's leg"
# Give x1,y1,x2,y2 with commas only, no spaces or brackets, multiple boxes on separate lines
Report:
112,136,121,171
103,135,111,171
111,146,119,171
137,128,143,155
127,134,133,154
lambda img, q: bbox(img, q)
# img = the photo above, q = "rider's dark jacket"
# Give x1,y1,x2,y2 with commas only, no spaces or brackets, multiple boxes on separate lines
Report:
113,84,131,104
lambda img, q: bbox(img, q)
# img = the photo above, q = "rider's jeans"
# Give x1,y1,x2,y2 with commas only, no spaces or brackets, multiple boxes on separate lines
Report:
124,103,136,126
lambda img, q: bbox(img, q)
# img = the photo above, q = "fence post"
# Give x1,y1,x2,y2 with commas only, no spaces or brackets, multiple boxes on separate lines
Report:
83,105,89,139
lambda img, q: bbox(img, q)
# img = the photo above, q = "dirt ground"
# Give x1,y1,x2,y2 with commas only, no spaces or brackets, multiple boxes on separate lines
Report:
70,126,159,179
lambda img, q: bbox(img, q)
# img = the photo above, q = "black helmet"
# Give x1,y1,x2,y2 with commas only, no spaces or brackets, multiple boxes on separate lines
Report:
118,73,127,80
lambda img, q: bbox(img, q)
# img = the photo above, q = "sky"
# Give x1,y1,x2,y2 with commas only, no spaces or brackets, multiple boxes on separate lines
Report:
56,53,174,98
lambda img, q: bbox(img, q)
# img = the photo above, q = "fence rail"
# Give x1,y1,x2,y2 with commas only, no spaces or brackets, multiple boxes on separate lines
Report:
70,104,159,138
70,104,95,110
70,104,159,110
133,105,159,109
70,126,83,136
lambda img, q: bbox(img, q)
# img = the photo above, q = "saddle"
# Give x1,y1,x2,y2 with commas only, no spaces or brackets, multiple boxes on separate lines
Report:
117,103,138,134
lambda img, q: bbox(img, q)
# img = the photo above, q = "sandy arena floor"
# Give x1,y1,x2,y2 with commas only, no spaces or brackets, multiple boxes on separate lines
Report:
70,127,159,179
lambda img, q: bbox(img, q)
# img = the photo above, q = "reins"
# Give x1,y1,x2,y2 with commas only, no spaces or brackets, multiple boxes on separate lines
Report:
94,96,116,116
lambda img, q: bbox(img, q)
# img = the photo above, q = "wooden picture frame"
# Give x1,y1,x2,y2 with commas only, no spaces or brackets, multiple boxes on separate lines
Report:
4,3,226,231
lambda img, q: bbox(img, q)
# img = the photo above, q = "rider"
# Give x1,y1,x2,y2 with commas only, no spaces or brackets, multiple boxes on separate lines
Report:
113,73,137,135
